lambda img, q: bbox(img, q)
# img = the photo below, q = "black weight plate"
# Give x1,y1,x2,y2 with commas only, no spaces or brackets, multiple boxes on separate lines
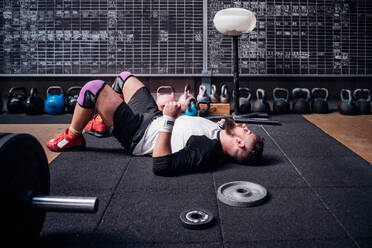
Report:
0,133,50,241
180,209,215,230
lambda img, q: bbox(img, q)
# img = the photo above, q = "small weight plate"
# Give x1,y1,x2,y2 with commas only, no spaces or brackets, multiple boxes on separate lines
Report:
0,133,50,240
180,209,215,230
217,181,267,207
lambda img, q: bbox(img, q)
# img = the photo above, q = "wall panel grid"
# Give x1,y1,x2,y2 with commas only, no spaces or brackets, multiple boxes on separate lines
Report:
0,0,371,76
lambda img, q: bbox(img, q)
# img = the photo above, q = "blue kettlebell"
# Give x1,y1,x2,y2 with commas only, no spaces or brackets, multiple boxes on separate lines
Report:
45,86,66,114
185,99,197,116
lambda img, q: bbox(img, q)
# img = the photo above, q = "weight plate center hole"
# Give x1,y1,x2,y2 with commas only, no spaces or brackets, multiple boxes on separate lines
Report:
191,213,202,220
236,188,252,196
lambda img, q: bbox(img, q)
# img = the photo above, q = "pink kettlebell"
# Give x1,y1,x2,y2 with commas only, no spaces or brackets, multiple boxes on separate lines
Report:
156,86,176,111
178,84,195,112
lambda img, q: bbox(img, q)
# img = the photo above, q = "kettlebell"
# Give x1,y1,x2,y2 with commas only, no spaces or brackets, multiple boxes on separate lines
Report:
66,86,82,113
311,88,329,114
197,101,210,117
156,86,176,111
338,89,356,115
210,84,220,103
292,88,311,114
185,98,198,116
237,88,251,114
25,88,44,115
197,85,211,103
273,88,290,114
252,88,270,113
353,89,371,115
220,84,229,103
7,87,27,114
45,86,66,115
178,84,195,112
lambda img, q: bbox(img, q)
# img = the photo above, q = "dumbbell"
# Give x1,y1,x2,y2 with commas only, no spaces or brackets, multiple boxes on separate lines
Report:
0,133,98,242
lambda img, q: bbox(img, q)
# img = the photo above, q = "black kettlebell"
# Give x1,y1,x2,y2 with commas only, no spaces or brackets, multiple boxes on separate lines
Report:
25,88,44,115
273,88,290,114
311,88,329,114
238,88,251,114
338,89,356,115
252,88,270,113
7,87,27,114
197,101,210,117
353,89,371,115
292,88,311,114
66,86,82,113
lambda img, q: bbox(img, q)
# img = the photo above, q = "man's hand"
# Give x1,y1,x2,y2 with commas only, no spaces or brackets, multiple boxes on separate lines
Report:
163,101,181,118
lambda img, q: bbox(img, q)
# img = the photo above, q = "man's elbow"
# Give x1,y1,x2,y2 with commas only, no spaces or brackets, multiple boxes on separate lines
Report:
152,155,173,176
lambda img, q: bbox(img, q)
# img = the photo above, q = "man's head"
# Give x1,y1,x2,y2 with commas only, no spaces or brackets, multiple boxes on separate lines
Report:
220,118,264,164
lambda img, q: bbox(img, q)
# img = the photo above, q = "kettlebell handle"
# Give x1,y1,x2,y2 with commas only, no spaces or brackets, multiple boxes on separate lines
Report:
47,86,64,95
157,86,175,94
188,98,196,107
273,88,289,100
9,87,27,98
256,88,265,100
238,88,252,101
311,88,328,99
353,88,371,101
340,89,352,102
30,88,38,97
67,86,82,95
211,84,217,95
184,84,191,94
292,88,310,100
221,84,228,97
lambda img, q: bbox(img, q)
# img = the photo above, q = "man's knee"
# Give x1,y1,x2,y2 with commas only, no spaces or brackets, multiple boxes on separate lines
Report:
112,71,134,94
77,80,106,109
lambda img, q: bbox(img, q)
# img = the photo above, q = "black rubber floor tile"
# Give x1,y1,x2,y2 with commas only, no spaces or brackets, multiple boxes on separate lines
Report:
316,187,372,239
40,189,111,246
357,238,372,248
93,242,222,248
214,159,306,189
94,190,221,244
290,156,372,187
269,134,354,158
119,156,215,193
0,113,73,124
224,239,356,248
264,114,320,137
49,148,130,191
218,188,349,242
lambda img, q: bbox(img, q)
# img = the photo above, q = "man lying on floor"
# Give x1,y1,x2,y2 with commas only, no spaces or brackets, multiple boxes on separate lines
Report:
46,72,264,176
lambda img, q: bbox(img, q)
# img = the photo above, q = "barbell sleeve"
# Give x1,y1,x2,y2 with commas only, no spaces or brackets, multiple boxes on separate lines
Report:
31,195,99,213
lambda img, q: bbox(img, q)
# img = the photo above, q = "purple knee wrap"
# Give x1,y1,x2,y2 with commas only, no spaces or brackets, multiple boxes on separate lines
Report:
77,80,106,108
112,71,134,93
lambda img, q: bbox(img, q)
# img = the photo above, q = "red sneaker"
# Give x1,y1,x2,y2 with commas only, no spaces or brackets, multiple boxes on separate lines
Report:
46,129,85,152
84,114,108,137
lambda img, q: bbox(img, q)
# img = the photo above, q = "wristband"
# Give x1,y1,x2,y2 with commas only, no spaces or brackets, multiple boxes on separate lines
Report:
158,115,175,133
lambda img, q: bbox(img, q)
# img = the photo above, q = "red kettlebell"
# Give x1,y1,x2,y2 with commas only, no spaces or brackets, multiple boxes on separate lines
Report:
156,86,176,111
178,84,195,112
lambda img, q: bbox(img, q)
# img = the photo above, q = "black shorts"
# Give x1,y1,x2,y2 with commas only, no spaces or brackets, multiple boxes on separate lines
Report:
112,87,161,153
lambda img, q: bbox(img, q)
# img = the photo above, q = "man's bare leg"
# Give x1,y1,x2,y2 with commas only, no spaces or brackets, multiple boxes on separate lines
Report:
71,81,123,133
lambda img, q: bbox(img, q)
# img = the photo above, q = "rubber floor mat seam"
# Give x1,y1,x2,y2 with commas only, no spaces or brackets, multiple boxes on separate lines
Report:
261,126,361,248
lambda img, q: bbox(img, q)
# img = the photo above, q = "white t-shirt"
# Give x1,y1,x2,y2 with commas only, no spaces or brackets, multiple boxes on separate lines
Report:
132,115,221,155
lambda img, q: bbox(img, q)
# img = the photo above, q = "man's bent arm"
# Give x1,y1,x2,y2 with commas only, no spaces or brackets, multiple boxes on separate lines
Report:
153,132,172,157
